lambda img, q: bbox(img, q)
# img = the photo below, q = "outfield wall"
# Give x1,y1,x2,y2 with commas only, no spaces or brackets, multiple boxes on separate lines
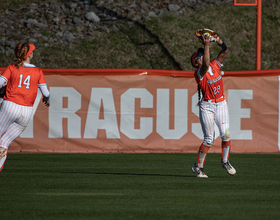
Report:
0,67,280,154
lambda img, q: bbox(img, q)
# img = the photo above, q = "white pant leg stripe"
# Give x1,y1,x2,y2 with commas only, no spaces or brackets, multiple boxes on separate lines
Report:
24,108,33,126
200,102,215,144
216,102,222,136
17,106,33,127
0,102,17,137
7,102,21,124
16,105,24,125
1,123,24,147
13,103,22,122
218,101,230,141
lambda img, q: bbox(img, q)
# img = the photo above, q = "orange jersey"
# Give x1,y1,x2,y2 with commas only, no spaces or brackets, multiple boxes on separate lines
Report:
1,64,47,106
194,58,224,100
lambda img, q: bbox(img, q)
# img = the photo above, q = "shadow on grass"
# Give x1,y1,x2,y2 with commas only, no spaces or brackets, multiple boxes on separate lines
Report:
63,171,195,178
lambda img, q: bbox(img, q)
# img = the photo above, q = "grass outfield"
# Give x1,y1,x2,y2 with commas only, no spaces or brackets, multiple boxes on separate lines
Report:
1,153,280,220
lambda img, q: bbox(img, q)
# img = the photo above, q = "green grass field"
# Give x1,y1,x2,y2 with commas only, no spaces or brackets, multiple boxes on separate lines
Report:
1,153,280,220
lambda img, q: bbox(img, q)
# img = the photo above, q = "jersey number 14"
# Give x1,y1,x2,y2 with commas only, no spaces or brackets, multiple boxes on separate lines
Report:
18,74,31,89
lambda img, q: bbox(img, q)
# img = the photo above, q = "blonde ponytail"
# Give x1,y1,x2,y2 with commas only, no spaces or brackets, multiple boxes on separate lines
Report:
14,42,29,68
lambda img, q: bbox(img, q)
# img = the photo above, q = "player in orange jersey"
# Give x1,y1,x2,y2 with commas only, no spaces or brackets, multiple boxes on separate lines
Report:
190,34,236,178
0,42,50,172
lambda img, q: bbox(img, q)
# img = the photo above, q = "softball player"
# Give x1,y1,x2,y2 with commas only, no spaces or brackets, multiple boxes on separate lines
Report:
0,42,50,172
190,34,236,178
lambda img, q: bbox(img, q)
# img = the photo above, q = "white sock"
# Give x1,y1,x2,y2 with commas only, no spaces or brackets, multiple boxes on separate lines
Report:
197,151,207,168
0,155,7,171
222,146,230,163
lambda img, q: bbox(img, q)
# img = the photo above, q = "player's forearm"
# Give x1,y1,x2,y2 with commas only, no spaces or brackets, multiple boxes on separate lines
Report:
39,85,50,98
199,44,210,77
0,77,7,88
217,38,223,45
203,44,210,67
217,39,228,52
216,39,228,64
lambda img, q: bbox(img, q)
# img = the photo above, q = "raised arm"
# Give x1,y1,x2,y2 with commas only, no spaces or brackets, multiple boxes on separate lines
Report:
216,36,228,64
199,35,211,78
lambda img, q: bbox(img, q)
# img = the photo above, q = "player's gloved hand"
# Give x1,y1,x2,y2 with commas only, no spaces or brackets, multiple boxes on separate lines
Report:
201,34,211,46
42,95,50,107
0,85,7,98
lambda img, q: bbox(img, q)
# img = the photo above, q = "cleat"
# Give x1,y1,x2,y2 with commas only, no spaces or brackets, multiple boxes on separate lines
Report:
0,147,8,172
221,160,236,176
192,163,208,178
0,147,7,159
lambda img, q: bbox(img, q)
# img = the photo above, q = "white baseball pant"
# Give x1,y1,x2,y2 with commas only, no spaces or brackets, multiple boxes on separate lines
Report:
0,100,33,170
199,100,230,145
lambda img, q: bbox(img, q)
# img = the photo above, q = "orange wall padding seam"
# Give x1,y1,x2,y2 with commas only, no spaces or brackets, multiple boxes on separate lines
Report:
0,67,280,77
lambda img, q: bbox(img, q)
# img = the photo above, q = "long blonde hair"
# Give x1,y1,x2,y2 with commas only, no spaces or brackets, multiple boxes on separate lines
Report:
14,42,29,68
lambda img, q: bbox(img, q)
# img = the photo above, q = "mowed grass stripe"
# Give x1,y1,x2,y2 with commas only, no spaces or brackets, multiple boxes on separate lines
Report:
1,153,280,220
29,193,124,196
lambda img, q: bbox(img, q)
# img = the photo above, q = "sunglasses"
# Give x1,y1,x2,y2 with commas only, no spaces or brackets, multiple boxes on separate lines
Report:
195,53,204,60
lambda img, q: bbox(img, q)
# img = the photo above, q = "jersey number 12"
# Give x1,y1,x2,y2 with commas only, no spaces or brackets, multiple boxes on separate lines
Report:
18,74,31,89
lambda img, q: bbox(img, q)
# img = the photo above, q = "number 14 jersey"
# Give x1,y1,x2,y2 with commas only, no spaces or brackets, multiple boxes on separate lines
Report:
1,64,47,106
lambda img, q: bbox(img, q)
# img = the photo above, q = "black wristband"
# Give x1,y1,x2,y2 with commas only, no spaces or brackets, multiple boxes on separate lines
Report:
218,42,227,51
